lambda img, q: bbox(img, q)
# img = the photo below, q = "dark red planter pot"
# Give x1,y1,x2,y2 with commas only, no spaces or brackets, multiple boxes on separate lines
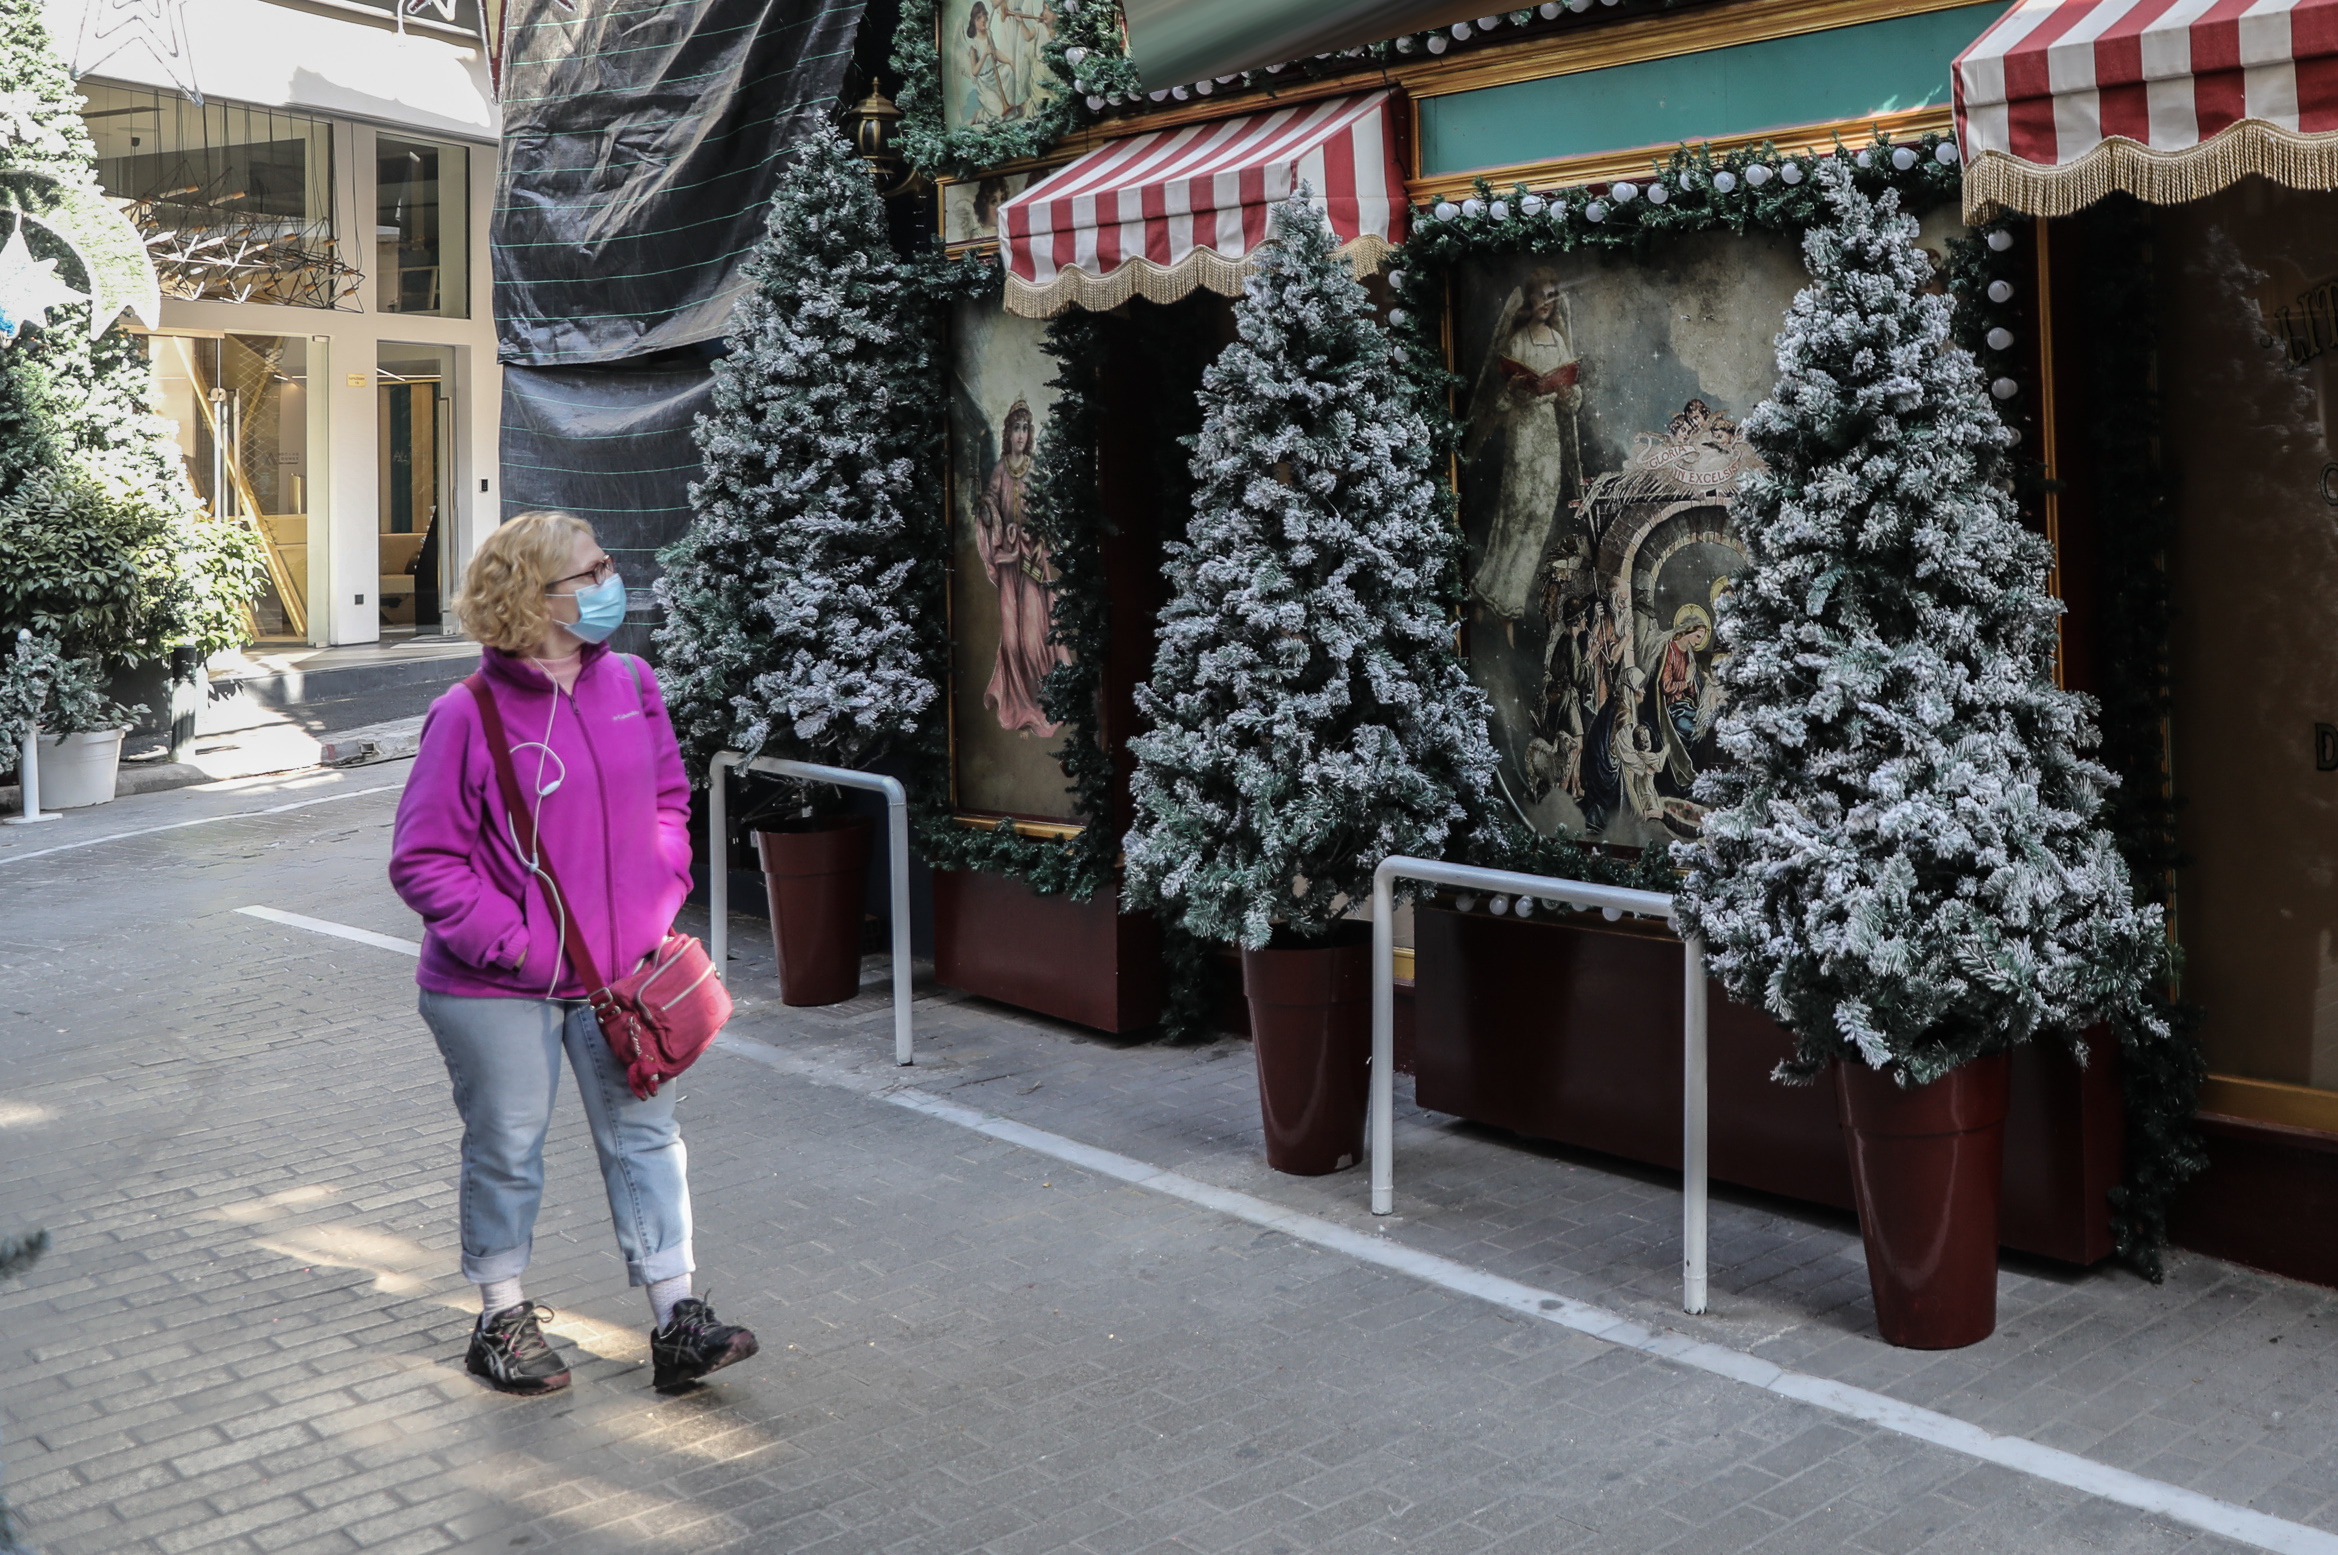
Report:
1240,930,1371,1176
1837,1051,2013,1350
754,818,871,1008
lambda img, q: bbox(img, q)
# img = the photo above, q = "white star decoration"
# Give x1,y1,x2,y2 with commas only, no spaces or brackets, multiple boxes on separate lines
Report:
0,226,88,345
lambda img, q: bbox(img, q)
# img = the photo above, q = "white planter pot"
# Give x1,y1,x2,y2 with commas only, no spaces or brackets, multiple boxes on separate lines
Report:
35,728,126,809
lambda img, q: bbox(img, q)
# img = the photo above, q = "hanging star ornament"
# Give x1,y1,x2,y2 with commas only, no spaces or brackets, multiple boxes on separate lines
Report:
0,225,90,345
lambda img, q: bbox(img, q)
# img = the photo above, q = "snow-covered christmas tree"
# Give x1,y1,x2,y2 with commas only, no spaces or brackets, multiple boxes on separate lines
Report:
1123,194,1500,948
655,130,941,785
1677,159,2168,1086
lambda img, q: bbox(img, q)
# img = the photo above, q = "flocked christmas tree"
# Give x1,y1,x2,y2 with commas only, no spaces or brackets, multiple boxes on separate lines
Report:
1677,160,2170,1090
1124,195,1500,949
654,130,940,789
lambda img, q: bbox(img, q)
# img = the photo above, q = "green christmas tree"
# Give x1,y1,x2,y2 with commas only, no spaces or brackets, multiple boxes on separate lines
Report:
655,131,942,789
1123,195,1499,948
1677,160,2173,1089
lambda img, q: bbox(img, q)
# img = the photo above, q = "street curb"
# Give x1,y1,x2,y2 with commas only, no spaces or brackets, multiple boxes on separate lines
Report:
0,718,421,812
318,724,423,767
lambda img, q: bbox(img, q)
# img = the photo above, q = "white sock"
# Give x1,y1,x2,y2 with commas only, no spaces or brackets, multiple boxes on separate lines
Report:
648,1273,691,1329
478,1277,525,1319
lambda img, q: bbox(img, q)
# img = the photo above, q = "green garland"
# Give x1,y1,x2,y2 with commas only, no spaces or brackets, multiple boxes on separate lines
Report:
2075,195,2206,1279
1388,132,2205,1274
892,0,1133,179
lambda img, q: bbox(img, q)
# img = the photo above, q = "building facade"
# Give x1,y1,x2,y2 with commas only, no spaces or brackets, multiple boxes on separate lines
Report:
44,0,499,648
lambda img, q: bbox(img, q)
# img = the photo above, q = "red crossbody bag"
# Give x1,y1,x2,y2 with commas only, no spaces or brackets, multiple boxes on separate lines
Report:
465,666,731,1100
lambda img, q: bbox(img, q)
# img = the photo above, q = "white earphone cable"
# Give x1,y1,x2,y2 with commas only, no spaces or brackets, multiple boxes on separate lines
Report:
505,663,574,1001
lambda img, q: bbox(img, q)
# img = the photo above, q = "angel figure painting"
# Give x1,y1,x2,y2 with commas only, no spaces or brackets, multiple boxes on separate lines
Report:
973,398,1072,737
948,297,1078,821
941,0,1062,132
1464,266,1583,624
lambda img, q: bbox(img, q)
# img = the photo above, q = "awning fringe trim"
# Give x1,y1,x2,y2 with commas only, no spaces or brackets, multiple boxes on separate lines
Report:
1964,118,2338,222
1004,233,1398,319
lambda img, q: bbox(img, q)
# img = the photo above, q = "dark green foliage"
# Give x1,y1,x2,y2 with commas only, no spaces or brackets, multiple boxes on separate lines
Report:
0,472,169,662
2076,196,2205,1279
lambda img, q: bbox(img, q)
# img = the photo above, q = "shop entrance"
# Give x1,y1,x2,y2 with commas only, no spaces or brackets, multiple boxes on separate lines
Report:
377,343,455,635
147,333,316,644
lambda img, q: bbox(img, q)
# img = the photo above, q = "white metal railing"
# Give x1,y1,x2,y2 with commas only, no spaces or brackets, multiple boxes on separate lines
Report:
5,728,58,826
1370,857,1710,1315
707,753,913,1066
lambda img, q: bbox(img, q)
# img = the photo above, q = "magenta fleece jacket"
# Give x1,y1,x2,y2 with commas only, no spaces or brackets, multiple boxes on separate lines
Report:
390,643,694,999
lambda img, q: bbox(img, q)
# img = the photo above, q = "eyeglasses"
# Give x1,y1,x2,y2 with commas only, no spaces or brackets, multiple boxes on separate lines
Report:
545,557,616,594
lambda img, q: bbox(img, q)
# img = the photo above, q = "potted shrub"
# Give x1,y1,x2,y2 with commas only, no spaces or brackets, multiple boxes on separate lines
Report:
656,131,941,1006
1677,162,2171,1348
1,626,134,807
1125,196,1499,1175
0,473,158,806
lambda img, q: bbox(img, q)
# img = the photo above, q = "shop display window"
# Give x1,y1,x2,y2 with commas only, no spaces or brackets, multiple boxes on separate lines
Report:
80,84,349,309
2163,180,2338,1095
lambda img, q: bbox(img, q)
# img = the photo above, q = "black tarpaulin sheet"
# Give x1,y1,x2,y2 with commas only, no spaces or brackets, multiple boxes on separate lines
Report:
494,0,867,366
499,360,715,653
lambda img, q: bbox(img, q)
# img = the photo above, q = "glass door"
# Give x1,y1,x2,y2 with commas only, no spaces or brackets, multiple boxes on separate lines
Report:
148,333,314,643
377,343,456,634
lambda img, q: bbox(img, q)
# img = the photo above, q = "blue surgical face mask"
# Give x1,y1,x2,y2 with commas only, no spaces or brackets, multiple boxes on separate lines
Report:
563,571,628,644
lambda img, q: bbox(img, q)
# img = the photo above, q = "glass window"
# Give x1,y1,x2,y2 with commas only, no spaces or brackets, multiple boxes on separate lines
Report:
80,84,348,309
376,136,470,318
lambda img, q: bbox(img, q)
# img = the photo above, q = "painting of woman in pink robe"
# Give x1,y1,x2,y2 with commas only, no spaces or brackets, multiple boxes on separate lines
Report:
975,398,1072,736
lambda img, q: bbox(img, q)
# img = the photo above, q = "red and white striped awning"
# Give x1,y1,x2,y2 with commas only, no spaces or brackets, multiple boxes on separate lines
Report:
999,91,1407,318
1955,0,2338,219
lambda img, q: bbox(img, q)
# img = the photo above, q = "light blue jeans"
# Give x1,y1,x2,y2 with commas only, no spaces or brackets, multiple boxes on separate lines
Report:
419,991,694,1287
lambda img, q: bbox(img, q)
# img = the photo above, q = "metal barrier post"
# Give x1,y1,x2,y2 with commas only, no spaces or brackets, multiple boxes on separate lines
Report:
705,751,914,1066
1682,929,1709,1316
1369,856,1707,1314
1369,865,1397,1216
5,729,57,826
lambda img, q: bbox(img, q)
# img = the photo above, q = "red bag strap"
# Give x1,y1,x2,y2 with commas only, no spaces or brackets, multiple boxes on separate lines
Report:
464,672,605,997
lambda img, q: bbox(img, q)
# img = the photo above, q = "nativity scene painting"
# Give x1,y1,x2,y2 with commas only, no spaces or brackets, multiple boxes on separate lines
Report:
1454,234,1807,848
948,297,1080,821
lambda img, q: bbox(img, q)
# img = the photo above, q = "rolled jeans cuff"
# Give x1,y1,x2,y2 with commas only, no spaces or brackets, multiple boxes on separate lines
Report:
631,1243,696,1287
460,1243,532,1286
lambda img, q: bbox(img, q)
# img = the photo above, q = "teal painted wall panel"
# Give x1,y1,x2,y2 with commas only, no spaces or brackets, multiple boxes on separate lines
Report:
1418,3,2010,178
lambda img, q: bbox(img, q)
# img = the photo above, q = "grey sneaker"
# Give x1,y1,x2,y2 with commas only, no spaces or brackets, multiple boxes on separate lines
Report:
650,1296,758,1392
466,1303,572,1395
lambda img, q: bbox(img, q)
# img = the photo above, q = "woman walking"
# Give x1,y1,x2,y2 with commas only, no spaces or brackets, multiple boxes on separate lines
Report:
390,510,757,1395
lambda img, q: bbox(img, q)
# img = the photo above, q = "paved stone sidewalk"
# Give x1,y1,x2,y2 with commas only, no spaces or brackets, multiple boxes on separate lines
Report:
0,767,2319,1554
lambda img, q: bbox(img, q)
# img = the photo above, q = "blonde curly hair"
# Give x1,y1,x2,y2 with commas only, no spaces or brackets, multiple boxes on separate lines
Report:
453,510,598,652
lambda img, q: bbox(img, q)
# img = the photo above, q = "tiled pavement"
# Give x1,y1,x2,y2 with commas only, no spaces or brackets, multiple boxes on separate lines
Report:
0,764,2329,1553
